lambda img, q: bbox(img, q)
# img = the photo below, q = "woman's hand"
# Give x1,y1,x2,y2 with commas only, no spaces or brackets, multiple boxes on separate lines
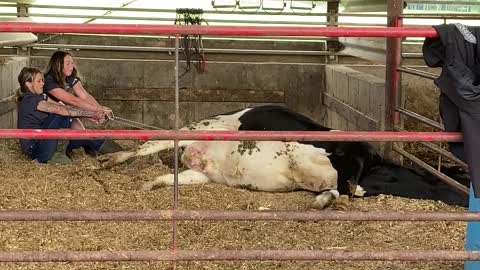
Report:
101,106,114,120
87,106,113,125
91,110,109,124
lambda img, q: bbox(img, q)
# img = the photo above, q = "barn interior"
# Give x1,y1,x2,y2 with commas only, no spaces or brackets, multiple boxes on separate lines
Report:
0,0,476,269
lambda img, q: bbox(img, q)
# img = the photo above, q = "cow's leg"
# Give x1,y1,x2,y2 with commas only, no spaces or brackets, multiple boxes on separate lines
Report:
312,189,339,209
142,169,211,190
97,109,250,168
335,156,365,197
99,140,195,168
348,157,365,195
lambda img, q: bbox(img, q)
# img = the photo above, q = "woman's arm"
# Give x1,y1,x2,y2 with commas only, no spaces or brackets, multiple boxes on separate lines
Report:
37,100,105,122
73,81,114,118
72,81,101,106
48,87,102,112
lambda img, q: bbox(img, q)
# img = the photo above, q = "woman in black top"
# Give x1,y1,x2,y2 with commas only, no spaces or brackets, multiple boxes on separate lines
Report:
17,67,106,164
43,50,122,156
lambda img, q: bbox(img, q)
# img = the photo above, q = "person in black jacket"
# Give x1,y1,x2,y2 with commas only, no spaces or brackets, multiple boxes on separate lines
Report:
423,23,480,269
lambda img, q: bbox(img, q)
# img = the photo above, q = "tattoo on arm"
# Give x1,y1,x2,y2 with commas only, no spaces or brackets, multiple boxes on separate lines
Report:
37,100,68,115
37,101,98,118
64,105,97,118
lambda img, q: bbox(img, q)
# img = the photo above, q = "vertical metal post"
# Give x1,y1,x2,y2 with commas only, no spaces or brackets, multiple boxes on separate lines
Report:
326,0,339,64
173,36,180,211
172,34,180,270
16,3,28,17
16,2,29,58
384,0,404,159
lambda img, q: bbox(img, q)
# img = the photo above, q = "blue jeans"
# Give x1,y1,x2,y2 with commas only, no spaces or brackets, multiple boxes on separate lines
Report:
25,115,104,163
466,183,480,269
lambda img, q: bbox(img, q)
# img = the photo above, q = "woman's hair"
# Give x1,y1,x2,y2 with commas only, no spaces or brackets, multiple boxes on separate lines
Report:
44,50,78,90
16,67,43,103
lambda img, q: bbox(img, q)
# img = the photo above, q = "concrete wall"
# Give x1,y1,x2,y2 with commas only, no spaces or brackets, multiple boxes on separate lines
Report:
0,57,28,129
348,65,442,131
2,56,440,140
324,65,385,132
30,57,325,129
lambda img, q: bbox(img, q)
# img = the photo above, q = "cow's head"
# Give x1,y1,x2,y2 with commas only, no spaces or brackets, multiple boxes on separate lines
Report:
327,142,381,197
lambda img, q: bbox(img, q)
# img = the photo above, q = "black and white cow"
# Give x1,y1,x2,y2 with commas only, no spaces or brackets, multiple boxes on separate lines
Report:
143,139,342,209
99,105,469,208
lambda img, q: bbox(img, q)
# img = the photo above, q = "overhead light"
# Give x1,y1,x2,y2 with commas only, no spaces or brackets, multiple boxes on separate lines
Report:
262,0,286,12
238,0,261,11
211,0,238,9
290,0,316,11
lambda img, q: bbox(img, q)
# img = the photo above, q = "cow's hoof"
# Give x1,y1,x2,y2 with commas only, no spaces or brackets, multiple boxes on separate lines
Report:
313,196,332,210
141,182,155,191
141,180,167,191
312,200,326,210
97,153,118,168
333,195,349,211
97,153,113,162
313,190,338,210
98,151,134,169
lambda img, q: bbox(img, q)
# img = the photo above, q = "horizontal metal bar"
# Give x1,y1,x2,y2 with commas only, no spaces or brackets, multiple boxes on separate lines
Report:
397,66,438,80
4,2,480,19
402,14,480,19
0,250,479,262
0,23,439,37
338,13,386,17
0,129,463,142
0,210,478,222
0,13,331,26
419,141,469,170
0,4,392,19
393,145,469,195
26,13,174,21
0,16,430,28
24,14,333,26
27,43,337,56
401,52,424,58
0,2,330,17
394,127,468,169
396,107,445,131
405,0,480,6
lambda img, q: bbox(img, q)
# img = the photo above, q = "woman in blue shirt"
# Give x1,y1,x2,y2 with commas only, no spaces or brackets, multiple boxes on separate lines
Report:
17,67,107,164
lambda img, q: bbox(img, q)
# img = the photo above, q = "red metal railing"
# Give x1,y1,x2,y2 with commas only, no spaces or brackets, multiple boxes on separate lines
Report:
0,210,477,222
0,129,462,142
0,22,439,37
0,250,479,262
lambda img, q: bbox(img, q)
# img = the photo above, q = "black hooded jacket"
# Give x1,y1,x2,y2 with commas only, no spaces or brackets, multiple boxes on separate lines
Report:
423,23,480,197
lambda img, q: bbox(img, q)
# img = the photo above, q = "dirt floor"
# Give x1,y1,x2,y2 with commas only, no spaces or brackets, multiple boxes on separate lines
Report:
0,140,468,270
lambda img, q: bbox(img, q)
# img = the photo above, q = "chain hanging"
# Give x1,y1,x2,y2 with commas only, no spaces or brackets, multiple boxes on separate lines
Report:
174,8,207,78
